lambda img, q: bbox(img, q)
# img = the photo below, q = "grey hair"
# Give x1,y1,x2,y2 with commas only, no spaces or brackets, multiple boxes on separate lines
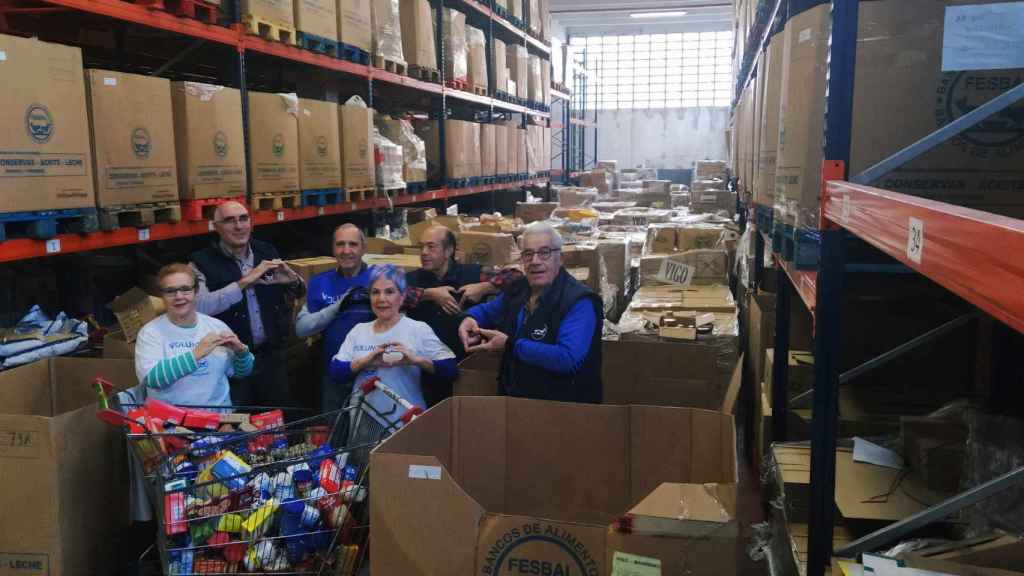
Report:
520,221,564,250
334,223,366,246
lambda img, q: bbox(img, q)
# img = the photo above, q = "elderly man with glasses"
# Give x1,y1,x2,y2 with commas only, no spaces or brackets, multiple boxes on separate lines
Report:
458,221,603,403
189,200,303,408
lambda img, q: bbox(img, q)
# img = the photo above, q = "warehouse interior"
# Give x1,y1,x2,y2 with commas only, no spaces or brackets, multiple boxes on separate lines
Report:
0,0,1023,575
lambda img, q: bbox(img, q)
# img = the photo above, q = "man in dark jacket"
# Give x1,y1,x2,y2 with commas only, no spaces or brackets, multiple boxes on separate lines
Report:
405,225,521,405
190,201,302,407
459,221,603,403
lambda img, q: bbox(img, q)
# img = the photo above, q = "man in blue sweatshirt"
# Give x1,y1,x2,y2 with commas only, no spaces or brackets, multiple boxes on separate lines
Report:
459,221,603,403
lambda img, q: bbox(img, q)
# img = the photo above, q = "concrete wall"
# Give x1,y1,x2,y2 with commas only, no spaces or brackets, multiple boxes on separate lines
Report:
595,106,730,169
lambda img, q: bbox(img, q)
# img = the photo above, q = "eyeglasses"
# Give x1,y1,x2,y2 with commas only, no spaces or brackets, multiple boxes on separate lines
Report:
520,248,560,262
160,285,196,296
215,214,250,226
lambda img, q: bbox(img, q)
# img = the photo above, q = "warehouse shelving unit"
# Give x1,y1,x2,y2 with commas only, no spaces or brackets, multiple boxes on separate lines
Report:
735,1,1024,575
0,0,553,263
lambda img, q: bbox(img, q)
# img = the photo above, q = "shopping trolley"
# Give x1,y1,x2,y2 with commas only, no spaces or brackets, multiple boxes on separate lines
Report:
95,375,420,575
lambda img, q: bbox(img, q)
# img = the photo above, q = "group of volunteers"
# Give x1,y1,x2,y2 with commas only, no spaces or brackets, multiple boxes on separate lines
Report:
134,199,604,425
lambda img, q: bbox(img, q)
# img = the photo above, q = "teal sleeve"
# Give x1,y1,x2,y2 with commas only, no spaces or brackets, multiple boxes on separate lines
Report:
143,352,198,389
232,350,255,378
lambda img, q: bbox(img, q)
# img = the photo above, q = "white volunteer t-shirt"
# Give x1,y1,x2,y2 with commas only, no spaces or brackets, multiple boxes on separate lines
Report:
134,313,235,408
334,315,454,424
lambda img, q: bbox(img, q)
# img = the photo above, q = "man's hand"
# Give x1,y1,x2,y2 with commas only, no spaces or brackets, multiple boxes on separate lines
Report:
194,333,228,360
466,328,508,354
458,282,496,306
219,331,248,354
239,259,282,289
424,286,461,315
459,316,482,350
267,261,301,286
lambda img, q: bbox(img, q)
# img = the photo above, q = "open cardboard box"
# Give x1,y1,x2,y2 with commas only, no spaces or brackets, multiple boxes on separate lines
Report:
371,397,739,575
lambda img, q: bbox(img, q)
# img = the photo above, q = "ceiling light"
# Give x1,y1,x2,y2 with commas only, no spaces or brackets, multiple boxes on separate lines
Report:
629,10,687,18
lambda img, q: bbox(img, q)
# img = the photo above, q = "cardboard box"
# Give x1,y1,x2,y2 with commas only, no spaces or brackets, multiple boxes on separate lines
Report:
763,348,814,401
339,102,375,188
242,0,294,27
459,231,515,266
0,35,94,212
757,32,783,205
541,57,550,105
0,357,137,576
638,250,730,286
528,54,543,103
505,122,519,174
398,0,435,69
363,253,421,271
901,416,967,494
338,0,372,52
443,119,475,179
776,0,1024,225
365,236,412,254
480,123,496,177
515,201,557,223
102,329,135,359
516,127,526,175
508,0,521,20
494,124,509,176
441,8,468,82
378,116,427,184
370,0,403,61
286,256,337,284
493,37,508,94
467,122,482,178
294,0,337,41
371,397,739,576
111,287,166,343
297,98,342,190
507,44,528,100
85,70,178,208
248,91,300,195
171,82,246,200
467,25,488,90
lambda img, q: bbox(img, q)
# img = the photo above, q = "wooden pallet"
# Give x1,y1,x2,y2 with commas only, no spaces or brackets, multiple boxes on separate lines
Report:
372,54,406,75
0,208,99,241
163,0,218,23
445,78,468,92
338,42,370,65
241,14,296,44
251,192,300,212
297,31,337,55
377,186,407,199
345,187,375,202
98,202,181,231
407,65,440,83
181,196,246,221
471,84,487,96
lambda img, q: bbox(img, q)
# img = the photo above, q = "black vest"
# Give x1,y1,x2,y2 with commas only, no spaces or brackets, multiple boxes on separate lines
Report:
407,261,483,359
497,267,603,403
190,239,290,350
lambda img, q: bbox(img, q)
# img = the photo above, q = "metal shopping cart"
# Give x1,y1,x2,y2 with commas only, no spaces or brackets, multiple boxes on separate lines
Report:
95,375,421,575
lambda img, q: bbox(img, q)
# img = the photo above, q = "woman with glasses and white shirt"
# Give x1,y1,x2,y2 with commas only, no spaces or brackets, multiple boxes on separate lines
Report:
134,263,255,408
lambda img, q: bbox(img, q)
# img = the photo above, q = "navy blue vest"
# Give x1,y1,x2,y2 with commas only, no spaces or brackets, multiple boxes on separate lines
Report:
190,239,290,350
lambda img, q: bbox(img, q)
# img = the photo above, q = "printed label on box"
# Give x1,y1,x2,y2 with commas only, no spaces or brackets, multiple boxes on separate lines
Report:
0,552,49,575
408,465,442,479
0,429,41,459
105,165,175,190
611,552,661,576
195,164,245,184
656,259,695,286
0,153,87,178
942,3,1024,71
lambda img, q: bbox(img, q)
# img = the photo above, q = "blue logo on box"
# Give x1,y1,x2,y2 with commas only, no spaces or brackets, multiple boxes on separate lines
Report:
25,104,54,144
214,130,229,158
132,127,151,159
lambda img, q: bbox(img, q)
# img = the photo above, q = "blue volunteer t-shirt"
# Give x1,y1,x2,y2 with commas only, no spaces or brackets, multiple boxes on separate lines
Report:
307,264,375,366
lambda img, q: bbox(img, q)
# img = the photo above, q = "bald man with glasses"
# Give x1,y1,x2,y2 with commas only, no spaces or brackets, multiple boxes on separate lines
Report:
189,201,303,407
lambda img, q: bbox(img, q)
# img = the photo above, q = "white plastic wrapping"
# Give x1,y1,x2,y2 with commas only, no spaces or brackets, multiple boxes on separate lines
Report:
372,0,405,63
553,185,598,207
466,25,487,90
377,115,427,184
442,8,468,82
374,127,405,190
528,54,543,103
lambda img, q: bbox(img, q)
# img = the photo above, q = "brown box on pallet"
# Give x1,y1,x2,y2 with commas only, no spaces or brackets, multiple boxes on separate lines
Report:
399,0,435,69
756,31,783,205
505,122,519,174
242,0,294,28
338,0,372,53
287,256,337,284
777,0,1024,227
459,230,515,267
0,358,138,576
507,43,529,100
86,70,178,208
508,0,522,20
494,123,509,175
171,82,246,200
248,91,300,195
0,34,94,212
516,127,527,175
493,37,508,95
370,0,403,62
372,397,738,576
298,98,342,191
294,0,337,42
528,54,543,103
443,119,471,179
339,101,375,189
480,123,497,177
467,25,488,91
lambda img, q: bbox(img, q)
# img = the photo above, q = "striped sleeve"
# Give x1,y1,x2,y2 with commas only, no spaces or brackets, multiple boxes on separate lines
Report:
143,352,199,390
231,350,255,378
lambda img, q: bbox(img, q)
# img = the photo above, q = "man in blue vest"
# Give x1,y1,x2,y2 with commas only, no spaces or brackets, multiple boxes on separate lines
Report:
458,221,603,403
190,201,303,407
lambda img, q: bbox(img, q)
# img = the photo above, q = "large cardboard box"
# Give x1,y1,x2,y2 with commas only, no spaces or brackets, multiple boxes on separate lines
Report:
493,37,508,94
248,91,300,195
507,44,529,100
0,358,137,576
338,0,372,52
541,59,551,105
459,230,515,266
242,0,294,27
171,82,246,200
111,286,166,343
286,255,337,284
480,123,497,177
298,98,342,191
102,329,135,359
295,0,337,41
515,201,557,223
399,0,435,69
467,25,488,91
441,8,468,82
516,127,527,175
495,123,509,175
528,54,543,103
86,70,178,208
443,119,474,179
339,102,375,188
370,0,403,62
377,116,427,183
0,35,94,212
467,121,482,178
756,31,783,205
371,397,739,576
777,0,1024,226
506,122,520,174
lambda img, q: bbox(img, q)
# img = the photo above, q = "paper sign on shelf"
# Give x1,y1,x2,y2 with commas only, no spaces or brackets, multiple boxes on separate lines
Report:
655,259,695,286
942,3,1024,71
611,552,661,576
907,217,924,264
45,239,61,254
